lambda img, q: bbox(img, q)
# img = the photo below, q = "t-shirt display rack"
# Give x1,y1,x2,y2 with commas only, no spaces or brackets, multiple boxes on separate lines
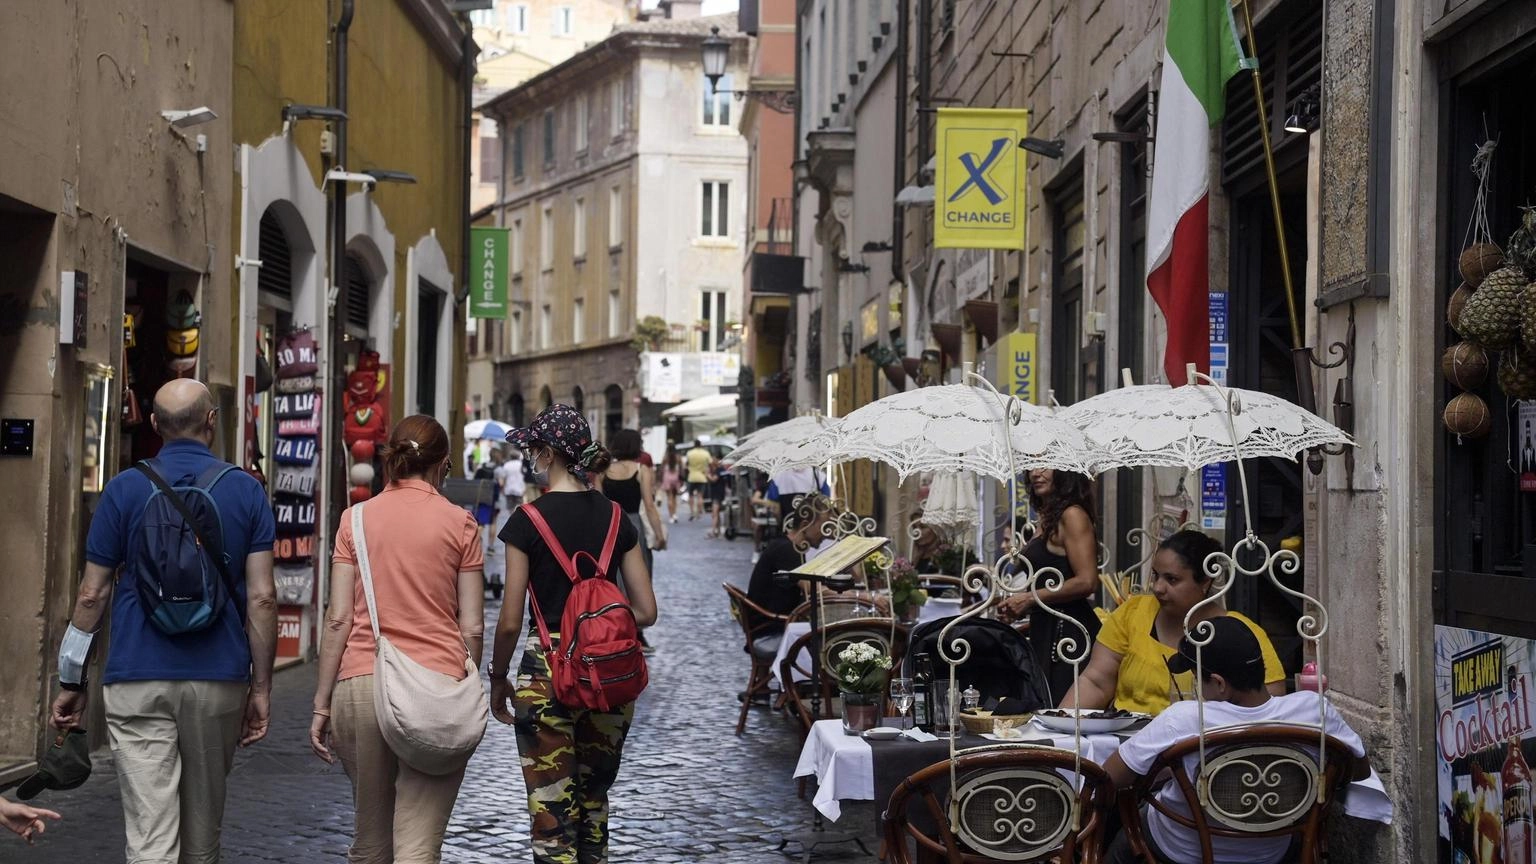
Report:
272,326,320,606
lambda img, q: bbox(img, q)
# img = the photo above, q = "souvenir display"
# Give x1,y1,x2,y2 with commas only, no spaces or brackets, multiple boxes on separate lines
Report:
275,328,319,377
275,562,315,606
273,435,318,466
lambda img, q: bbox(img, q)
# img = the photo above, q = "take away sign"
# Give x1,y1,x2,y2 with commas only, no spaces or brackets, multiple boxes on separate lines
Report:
935,108,1029,250
470,226,509,319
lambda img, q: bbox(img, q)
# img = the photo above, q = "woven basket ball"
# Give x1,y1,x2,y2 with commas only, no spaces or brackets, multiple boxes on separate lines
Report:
1444,392,1492,440
1460,243,1505,290
1442,342,1490,389
1449,282,1474,338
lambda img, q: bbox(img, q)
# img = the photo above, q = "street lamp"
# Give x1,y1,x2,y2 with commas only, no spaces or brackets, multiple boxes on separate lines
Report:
160,107,217,129
1019,137,1065,159
702,26,730,94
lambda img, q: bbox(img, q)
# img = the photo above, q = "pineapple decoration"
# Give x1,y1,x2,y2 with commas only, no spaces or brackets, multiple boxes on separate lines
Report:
1500,350,1536,400
1510,206,1536,353
1459,265,1525,349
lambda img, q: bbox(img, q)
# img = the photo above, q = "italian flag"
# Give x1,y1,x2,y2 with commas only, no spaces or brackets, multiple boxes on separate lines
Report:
1147,0,1247,386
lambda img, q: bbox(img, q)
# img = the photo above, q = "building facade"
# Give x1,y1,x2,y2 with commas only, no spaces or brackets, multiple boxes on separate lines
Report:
479,3,748,442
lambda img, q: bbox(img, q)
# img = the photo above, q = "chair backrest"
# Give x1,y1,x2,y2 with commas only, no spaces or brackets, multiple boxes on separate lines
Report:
780,618,909,730
883,744,1115,863
787,594,889,626
1133,724,1356,862
722,583,764,643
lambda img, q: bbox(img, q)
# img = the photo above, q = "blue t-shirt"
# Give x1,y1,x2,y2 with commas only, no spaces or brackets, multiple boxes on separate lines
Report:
86,439,276,684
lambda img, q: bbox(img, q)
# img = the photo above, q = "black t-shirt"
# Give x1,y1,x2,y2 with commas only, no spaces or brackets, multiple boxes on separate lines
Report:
746,536,806,634
500,490,639,632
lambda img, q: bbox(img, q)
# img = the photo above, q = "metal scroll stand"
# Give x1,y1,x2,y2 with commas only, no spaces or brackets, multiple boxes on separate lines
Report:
772,567,874,863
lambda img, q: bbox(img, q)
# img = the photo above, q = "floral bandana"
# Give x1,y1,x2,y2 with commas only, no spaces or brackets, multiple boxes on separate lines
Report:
506,403,600,482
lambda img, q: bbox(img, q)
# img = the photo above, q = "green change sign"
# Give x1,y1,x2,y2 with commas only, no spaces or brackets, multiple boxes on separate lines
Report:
469,226,508,319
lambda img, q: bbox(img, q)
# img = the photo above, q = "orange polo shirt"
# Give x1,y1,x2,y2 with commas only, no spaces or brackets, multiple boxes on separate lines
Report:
333,479,484,682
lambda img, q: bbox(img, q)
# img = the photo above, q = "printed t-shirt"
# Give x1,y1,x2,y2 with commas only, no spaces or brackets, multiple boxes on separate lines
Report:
332,479,485,681
1117,691,1365,864
499,490,638,634
1095,595,1284,715
85,439,276,684
746,537,805,634
685,447,712,484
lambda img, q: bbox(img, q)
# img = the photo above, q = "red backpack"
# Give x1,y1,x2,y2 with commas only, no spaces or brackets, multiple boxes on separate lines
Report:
521,501,649,711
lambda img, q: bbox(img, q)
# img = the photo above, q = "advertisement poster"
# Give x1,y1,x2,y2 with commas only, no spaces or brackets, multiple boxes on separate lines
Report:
646,353,682,403
1436,625,1536,863
276,605,304,663
935,108,1030,250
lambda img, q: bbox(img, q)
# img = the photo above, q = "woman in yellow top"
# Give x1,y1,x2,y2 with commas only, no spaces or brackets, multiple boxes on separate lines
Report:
1058,529,1286,715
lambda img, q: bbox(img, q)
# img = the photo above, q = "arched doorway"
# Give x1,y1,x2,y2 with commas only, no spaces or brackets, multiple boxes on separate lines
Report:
509,392,525,427
604,385,623,441
540,385,553,411
572,386,585,414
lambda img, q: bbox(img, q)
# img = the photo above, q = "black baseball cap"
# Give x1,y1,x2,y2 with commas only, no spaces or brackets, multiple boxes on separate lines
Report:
1165,616,1264,682
17,728,91,800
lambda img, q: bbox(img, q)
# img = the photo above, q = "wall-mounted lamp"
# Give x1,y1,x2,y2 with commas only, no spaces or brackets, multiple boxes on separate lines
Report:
1284,84,1321,135
841,321,854,363
324,169,377,187
161,107,217,129
364,169,418,184
861,241,893,253
1090,130,1153,144
837,259,870,274
1296,302,1355,476
282,104,347,123
1019,137,1065,159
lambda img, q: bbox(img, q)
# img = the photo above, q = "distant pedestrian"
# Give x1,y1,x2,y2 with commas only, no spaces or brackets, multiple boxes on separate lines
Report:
1,795,61,845
596,430,668,656
50,379,278,863
489,405,658,864
310,414,486,863
705,456,730,539
684,439,712,520
659,443,683,524
498,447,527,510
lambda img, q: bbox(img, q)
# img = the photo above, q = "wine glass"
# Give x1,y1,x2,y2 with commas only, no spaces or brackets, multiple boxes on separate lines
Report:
889,677,914,730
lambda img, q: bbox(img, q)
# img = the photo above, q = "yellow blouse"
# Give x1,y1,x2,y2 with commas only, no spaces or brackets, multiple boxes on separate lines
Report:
1095,594,1285,716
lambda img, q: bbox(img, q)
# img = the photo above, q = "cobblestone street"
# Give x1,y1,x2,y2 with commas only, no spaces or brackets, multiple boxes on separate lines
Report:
17,513,881,863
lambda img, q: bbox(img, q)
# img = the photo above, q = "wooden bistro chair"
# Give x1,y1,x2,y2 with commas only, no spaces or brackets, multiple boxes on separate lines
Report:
722,583,790,736
1119,725,1358,864
779,618,911,734
883,745,1115,863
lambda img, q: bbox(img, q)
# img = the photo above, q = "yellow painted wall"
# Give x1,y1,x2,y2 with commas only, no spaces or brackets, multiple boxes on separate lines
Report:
233,0,468,415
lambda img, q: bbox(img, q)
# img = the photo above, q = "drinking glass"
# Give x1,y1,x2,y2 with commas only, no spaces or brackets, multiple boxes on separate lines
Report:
889,677,914,730
932,682,960,738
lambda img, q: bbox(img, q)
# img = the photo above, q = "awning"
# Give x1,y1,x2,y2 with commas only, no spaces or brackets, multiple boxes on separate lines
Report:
660,392,738,420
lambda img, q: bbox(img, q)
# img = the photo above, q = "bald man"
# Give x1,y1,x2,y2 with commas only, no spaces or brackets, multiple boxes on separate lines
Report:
50,379,277,864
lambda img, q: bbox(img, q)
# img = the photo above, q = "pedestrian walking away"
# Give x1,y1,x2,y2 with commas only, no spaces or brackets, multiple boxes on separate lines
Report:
659,443,683,524
311,414,487,864
683,439,711,521
595,429,668,655
489,404,659,864
50,378,278,864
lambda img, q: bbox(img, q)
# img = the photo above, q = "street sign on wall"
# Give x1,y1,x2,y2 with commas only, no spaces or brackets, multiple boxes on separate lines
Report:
994,331,1037,517
469,227,508,319
935,108,1030,250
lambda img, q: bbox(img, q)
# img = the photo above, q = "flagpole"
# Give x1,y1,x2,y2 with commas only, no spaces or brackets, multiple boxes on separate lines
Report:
1236,0,1303,351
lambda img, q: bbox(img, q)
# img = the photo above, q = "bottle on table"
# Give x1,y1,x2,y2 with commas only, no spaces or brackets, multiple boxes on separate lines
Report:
912,653,933,731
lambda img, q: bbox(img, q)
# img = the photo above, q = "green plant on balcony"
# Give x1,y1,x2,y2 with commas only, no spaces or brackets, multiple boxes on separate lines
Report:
632,316,670,353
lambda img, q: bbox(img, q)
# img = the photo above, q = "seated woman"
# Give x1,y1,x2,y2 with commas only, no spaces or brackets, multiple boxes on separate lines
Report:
1058,529,1286,715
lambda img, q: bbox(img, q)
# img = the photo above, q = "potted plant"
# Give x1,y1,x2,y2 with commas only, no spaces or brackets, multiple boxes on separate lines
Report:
833,641,893,735
888,557,928,624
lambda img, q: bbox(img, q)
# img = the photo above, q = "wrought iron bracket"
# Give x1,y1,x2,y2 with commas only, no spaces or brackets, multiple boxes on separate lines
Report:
1294,303,1357,475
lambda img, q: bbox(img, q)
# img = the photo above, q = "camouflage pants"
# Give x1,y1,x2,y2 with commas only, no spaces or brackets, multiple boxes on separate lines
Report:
514,639,634,864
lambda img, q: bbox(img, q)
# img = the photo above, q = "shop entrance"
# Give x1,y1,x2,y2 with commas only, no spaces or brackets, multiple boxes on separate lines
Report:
123,253,204,468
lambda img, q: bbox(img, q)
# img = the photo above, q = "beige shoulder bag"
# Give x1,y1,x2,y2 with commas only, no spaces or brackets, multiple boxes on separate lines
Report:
352,503,487,775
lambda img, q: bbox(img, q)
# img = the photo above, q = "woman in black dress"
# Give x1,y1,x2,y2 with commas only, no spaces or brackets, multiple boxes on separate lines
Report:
997,469,1102,703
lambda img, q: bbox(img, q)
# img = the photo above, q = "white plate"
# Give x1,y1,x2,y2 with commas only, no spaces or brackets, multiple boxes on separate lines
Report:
1032,709,1144,734
861,726,904,740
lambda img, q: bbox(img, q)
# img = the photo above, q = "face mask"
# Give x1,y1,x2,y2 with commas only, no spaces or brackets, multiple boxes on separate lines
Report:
530,451,551,486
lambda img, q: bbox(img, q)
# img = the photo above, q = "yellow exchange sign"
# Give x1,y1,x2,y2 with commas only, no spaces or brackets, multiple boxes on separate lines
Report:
935,108,1029,250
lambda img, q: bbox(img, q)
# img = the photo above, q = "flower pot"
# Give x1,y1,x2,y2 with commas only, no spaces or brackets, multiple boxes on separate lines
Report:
897,602,921,625
841,691,881,735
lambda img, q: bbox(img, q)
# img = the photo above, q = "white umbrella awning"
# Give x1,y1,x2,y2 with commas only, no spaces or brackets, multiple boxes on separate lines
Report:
660,393,737,420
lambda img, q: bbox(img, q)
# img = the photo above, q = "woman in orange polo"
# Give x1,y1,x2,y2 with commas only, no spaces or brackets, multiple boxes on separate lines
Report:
309,415,485,863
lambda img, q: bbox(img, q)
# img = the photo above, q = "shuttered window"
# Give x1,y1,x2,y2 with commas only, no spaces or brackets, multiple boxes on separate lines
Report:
343,253,372,335
257,209,293,303
1220,2,1321,187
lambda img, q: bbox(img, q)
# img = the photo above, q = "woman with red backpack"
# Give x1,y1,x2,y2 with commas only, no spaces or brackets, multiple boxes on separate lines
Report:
488,404,658,864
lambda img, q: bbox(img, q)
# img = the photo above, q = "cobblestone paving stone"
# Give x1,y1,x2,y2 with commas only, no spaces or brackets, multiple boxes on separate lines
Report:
17,510,881,863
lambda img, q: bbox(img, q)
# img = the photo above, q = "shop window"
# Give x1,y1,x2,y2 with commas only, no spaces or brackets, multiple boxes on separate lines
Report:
1437,49,1536,637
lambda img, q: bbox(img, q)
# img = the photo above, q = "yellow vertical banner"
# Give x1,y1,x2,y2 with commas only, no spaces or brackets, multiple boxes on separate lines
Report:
994,332,1038,519
935,108,1030,250
851,356,876,518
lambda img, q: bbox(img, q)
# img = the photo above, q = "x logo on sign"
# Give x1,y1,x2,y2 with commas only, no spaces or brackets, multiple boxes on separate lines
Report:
947,137,1011,205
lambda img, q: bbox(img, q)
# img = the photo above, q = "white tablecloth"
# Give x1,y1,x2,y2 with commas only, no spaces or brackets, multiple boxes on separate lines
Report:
791,718,1394,825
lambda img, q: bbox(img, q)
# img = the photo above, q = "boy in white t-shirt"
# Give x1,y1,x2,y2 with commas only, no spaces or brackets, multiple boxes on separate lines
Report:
1103,616,1371,864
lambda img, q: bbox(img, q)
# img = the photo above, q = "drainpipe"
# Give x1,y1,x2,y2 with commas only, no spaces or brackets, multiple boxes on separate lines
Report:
458,23,475,304
332,0,353,314
891,0,908,284
319,0,353,634
915,0,932,165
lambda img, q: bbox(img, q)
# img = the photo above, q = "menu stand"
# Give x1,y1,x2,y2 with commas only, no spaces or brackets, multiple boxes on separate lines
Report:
771,534,888,863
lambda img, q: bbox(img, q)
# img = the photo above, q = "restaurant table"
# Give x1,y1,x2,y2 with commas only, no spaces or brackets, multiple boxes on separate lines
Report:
792,718,1394,825
769,600,967,689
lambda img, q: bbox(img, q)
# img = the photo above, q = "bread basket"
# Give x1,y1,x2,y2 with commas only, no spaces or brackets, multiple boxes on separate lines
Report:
959,709,1033,736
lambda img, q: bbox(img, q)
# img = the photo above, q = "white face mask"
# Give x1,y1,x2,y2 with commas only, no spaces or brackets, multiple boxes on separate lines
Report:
530,450,551,485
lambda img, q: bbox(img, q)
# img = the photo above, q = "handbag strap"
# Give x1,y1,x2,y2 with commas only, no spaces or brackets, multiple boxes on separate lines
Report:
351,502,381,642
518,501,623,652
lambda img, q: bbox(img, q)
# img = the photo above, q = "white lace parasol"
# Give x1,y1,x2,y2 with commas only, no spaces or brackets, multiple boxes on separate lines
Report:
805,383,1097,481
922,471,980,537
723,415,838,476
1059,382,1352,472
